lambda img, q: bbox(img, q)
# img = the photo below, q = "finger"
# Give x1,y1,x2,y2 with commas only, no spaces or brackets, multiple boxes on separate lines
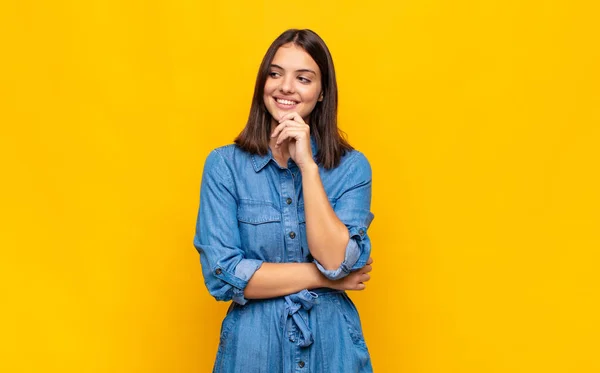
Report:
356,283,366,291
279,112,305,124
271,120,305,138
275,128,293,145
367,257,374,265
274,138,289,149
275,128,306,146
280,119,306,128
361,265,372,273
275,130,299,147
361,273,371,282
271,121,287,138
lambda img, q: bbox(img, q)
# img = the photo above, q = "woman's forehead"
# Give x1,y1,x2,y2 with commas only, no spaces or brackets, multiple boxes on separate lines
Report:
271,44,320,74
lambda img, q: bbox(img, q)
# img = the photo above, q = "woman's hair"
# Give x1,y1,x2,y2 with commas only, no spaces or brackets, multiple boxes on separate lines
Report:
234,29,353,169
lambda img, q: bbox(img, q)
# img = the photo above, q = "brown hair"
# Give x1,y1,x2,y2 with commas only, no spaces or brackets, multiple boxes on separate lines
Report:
234,29,353,169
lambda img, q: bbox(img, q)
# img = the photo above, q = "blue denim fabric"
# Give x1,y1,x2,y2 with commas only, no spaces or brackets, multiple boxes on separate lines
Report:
194,137,374,373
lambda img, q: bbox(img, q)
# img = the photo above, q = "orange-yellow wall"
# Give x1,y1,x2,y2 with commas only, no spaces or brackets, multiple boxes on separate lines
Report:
2,0,599,372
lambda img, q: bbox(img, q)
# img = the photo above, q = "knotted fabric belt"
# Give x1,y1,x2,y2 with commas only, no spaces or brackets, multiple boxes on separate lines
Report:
282,288,344,348
280,288,343,372
283,290,319,347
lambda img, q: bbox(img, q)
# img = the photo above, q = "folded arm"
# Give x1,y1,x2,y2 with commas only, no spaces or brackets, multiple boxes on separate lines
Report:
194,150,374,305
301,152,375,280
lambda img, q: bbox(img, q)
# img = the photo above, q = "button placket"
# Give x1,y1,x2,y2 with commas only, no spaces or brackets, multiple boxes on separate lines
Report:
280,169,302,262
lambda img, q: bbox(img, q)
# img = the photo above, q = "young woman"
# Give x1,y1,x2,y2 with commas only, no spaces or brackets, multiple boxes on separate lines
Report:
194,29,375,373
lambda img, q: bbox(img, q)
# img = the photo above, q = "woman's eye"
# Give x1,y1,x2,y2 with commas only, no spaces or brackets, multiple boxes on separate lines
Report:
298,77,311,83
269,72,280,78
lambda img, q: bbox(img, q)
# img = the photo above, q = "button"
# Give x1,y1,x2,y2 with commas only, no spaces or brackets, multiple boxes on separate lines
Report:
289,231,296,239
359,229,365,236
298,361,305,368
215,268,222,275
286,198,292,205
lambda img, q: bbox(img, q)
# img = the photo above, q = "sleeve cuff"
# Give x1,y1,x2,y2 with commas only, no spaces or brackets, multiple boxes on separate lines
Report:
313,233,363,281
213,258,263,305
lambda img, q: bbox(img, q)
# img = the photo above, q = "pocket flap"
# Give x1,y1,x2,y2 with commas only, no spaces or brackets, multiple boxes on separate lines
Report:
237,202,281,224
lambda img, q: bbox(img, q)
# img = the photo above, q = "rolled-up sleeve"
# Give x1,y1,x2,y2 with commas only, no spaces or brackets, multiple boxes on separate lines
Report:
314,152,375,280
193,150,263,305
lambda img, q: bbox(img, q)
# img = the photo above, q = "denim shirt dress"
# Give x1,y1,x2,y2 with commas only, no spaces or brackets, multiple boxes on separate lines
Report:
193,137,375,373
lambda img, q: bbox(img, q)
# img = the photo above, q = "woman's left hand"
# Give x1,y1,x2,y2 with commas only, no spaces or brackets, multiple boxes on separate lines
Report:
271,112,316,170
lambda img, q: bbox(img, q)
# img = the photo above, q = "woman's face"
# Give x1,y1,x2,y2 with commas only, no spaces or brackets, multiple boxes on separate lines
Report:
263,43,323,127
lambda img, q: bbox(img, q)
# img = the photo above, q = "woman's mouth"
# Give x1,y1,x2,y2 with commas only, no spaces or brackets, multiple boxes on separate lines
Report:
274,97,299,109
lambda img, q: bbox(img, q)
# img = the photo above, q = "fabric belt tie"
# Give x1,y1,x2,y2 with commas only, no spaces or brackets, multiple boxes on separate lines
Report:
283,290,319,347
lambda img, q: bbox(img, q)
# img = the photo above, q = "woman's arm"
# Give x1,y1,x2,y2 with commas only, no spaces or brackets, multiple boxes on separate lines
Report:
244,262,324,299
244,258,374,299
300,162,349,270
272,113,360,271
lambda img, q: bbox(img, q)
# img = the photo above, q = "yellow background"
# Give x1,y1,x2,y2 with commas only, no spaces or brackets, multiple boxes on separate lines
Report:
2,0,599,372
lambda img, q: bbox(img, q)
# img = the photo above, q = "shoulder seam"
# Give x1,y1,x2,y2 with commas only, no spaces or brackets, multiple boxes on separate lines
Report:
208,148,235,186
346,149,368,167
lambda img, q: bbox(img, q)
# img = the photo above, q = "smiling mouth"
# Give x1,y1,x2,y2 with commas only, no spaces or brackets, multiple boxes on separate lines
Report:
275,98,299,106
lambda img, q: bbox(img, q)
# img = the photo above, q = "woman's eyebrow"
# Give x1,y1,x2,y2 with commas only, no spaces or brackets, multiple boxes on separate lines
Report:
270,64,316,75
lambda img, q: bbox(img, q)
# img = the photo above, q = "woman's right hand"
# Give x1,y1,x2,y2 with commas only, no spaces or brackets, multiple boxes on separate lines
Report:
326,257,373,291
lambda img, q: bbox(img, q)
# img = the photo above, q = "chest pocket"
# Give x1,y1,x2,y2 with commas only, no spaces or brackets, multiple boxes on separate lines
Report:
237,201,283,262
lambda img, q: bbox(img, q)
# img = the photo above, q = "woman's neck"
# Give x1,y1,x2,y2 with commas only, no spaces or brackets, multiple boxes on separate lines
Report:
269,138,290,168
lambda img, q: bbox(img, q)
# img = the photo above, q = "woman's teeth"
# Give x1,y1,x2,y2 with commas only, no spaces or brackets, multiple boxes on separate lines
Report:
276,98,298,105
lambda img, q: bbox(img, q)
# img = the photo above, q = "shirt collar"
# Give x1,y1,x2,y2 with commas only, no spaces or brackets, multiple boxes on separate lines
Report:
251,149,272,172
251,136,318,173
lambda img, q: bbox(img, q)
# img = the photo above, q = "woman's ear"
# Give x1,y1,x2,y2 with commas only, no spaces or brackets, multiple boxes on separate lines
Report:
318,91,324,102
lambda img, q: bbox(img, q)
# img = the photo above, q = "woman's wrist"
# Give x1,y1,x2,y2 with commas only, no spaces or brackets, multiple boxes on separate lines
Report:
308,262,329,289
299,160,318,174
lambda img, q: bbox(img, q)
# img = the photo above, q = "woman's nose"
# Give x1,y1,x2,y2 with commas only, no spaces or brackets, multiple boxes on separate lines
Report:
279,76,295,94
